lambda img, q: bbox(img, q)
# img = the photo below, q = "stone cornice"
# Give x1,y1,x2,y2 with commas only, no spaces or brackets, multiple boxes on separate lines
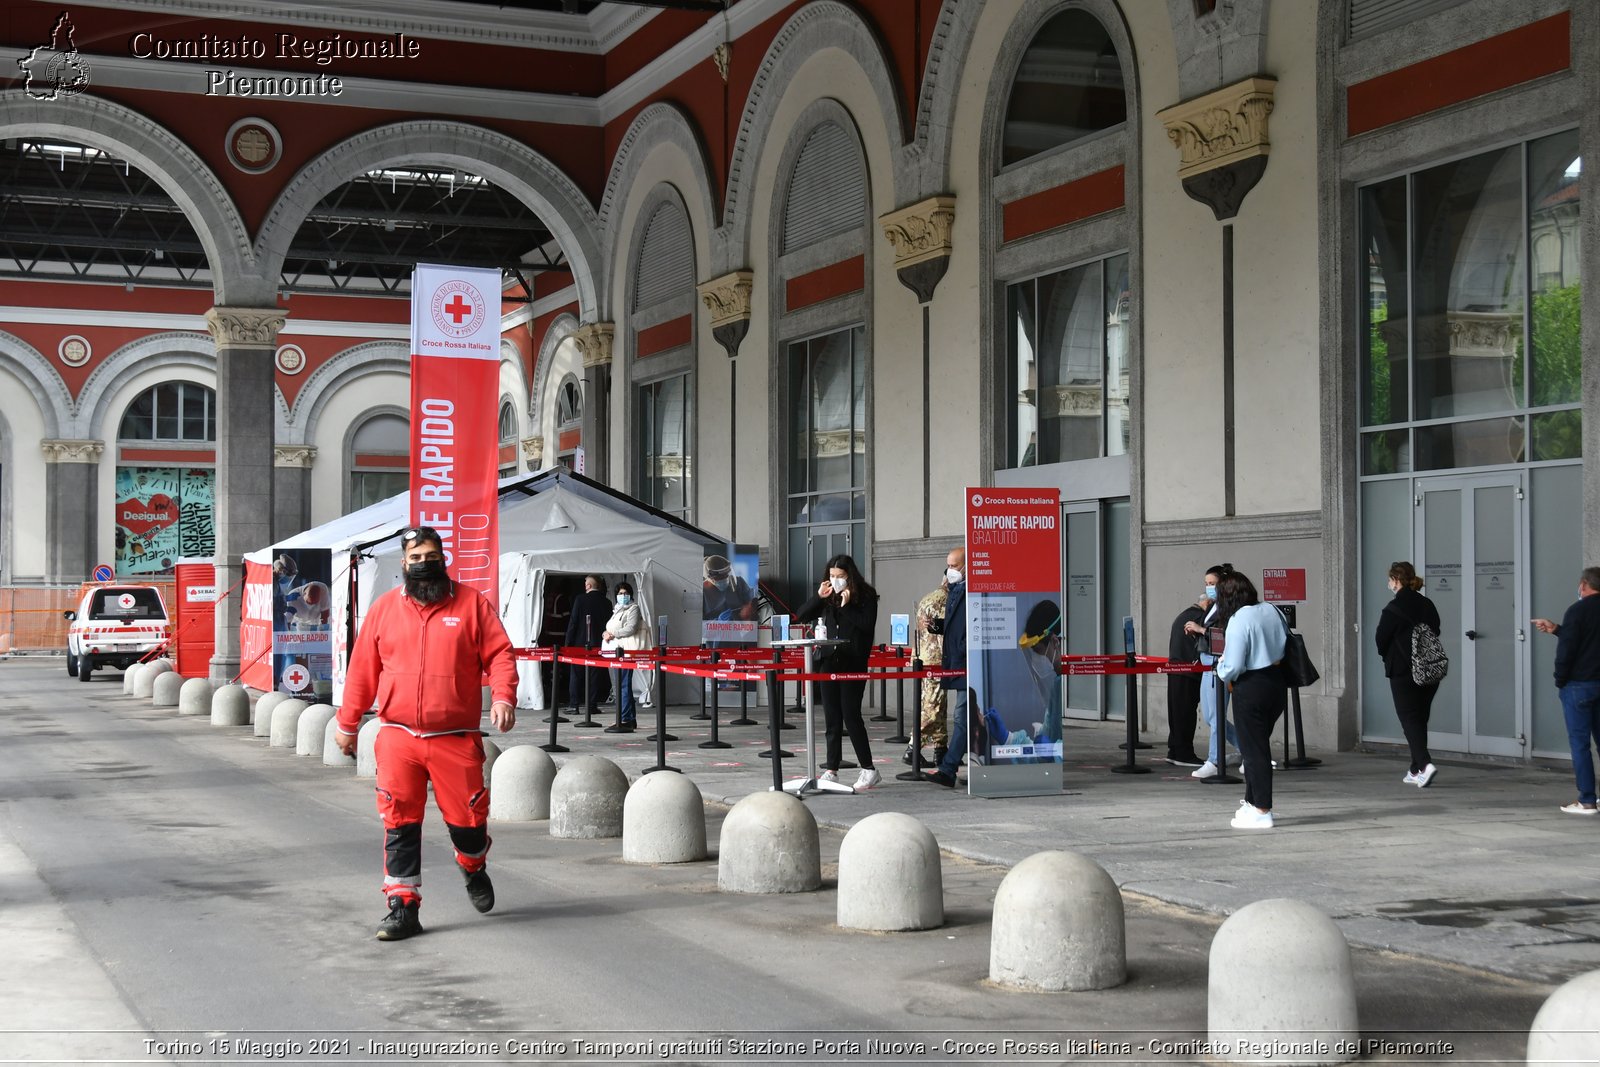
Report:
697,271,755,331
573,322,615,368
1156,76,1277,181
40,439,104,464
878,196,956,271
273,445,317,469
206,306,288,351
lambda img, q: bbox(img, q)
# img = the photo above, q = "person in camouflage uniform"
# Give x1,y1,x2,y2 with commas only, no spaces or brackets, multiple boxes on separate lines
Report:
908,582,949,765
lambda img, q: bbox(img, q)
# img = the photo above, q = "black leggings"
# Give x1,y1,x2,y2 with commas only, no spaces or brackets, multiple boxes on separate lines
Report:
1390,676,1438,773
818,679,873,770
1231,666,1286,811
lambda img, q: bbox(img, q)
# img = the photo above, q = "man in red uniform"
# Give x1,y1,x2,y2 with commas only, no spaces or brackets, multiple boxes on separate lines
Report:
335,525,518,941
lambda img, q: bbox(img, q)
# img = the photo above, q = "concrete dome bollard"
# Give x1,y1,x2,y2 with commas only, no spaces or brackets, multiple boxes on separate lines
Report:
131,662,161,698
177,677,213,717
122,666,138,694
211,684,250,727
355,717,383,777
1209,899,1357,1064
549,755,629,839
269,698,309,748
838,812,943,931
151,657,174,674
482,738,502,784
322,716,357,768
151,670,185,707
489,745,557,821
253,691,289,737
991,851,1125,992
296,704,337,756
1527,968,1600,1065
622,772,707,864
717,791,821,894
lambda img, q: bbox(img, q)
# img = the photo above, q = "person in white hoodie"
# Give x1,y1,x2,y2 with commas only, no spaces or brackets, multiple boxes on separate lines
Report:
601,581,647,733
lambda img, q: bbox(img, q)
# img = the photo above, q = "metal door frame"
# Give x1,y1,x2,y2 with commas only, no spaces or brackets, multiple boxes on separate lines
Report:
1061,500,1103,721
1414,471,1527,758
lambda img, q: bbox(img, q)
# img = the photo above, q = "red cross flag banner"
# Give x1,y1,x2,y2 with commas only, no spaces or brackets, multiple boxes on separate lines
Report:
409,263,502,607
964,486,1064,798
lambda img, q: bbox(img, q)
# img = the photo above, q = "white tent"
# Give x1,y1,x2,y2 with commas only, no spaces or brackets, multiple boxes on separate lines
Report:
329,468,722,709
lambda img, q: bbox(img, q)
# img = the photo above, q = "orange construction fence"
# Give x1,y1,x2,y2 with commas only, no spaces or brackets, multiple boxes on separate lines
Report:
0,581,176,654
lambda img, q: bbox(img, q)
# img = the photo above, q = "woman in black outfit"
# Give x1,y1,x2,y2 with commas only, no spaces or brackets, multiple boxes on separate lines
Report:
794,553,881,791
1375,560,1442,788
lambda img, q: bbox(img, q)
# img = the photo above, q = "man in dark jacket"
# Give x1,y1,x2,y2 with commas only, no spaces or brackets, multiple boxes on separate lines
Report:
565,575,612,713
924,549,969,787
1165,591,1209,766
1533,566,1600,815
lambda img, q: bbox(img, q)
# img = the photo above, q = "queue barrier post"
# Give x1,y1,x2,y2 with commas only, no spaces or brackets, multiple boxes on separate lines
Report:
729,663,757,726
871,645,893,722
1110,644,1151,776
885,646,909,744
760,650,794,760
642,670,680,775
540,645,570,754
1201,677,1243,785
1282,684,1322,769
543,648,570,724
895,657,928,782
700,652,732,750
575,620,600,728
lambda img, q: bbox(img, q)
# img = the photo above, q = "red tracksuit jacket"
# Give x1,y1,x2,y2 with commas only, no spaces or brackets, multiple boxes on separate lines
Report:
336,582,519,736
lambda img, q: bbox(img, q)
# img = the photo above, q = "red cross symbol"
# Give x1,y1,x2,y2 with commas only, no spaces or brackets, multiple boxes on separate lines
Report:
444,294,473,324
283,665,310,692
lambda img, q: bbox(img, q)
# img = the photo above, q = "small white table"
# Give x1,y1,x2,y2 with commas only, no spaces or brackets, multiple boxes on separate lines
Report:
771,637,853,796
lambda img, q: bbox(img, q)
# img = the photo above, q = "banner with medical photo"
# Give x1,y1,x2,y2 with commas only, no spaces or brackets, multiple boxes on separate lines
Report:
964,486,1064,798
410,262,502,608
270,547,334,699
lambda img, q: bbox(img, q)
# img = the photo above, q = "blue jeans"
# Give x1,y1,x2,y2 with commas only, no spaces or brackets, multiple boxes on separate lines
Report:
1200,669,1238,765
1560,680,1600,805
617,667,636,723
937,688,968,777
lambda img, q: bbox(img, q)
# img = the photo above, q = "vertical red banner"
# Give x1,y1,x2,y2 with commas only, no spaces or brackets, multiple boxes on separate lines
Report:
409,264,502,606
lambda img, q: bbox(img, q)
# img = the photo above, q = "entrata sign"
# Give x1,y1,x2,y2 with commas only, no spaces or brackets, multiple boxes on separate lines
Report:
409,263,502,608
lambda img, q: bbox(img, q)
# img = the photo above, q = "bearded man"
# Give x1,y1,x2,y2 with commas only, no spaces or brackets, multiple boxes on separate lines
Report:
335,525,518,941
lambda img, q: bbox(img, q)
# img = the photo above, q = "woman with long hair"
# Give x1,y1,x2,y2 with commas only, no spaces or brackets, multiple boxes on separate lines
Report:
795,553,881,791
601,580,646,733
1215,571,1290,829
1374,561,1442,787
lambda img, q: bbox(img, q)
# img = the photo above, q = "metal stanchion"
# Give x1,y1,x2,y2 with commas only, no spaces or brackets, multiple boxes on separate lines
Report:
641,687,679,774
885,647,909,744
1282,684,1321,769
542,648,569,723
895,657,927,782
1110,649,1150,775
539,646,569,754
575,620,600,728
1201,678,1242,785
760,650,794,759
729,660,756,726
700,652,731,750
870,645,892,722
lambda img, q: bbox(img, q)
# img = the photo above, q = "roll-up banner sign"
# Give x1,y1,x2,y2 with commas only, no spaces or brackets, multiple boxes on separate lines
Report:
409,263,502,608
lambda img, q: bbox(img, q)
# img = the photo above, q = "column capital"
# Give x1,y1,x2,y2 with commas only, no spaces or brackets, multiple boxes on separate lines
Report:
878,196,956,271
1156,76,1276,221
206,306,288,350
697,271,755,331
521,435,545,467
273,445,317,469
573,322,615,368
41,439,104,464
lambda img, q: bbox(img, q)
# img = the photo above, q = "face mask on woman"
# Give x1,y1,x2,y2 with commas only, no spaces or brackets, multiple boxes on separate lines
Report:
1205,586,1218,601
830,577,847,594
618,594,632,606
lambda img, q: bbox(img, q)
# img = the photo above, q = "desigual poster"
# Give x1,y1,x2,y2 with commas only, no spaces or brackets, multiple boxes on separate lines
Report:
115,467,214,576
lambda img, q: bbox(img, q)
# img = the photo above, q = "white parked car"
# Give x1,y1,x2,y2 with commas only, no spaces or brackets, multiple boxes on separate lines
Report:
64,585,171,681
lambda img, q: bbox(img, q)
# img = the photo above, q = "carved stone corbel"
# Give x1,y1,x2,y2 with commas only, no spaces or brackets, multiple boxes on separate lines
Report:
1156,76,1276,221
879,196,955,304
697,270,754,359
273,445,317,469
572,322,615,368
40,439,104,464
205,306,288,350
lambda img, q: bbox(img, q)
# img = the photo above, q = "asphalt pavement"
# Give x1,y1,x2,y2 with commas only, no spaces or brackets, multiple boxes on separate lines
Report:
1,657,1595,1066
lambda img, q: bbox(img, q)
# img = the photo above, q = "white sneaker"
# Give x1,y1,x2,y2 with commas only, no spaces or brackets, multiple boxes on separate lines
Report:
1416,763,1438,788
1230,806,1274,830
1192,761,1219,780
1558,801,1598,815
818,769,838,783
854,768,881,791
1402,770,1422,785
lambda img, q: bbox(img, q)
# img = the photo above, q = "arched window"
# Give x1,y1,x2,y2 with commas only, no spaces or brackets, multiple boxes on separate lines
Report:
498,398,518,478
555,376,582,469
348,412,409,511
118,382,215,442
1001,8,1127,166
633,202,695,312
782,122,867,253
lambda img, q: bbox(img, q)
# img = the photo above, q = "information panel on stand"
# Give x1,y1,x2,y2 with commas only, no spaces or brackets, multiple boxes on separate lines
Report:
965,487,1064,798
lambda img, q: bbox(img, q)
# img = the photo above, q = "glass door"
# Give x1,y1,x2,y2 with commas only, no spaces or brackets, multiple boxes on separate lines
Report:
1062,502,1101,720
1414,473,1525,758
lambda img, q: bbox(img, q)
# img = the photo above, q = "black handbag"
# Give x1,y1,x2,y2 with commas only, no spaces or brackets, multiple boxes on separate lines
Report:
1283,632,1320,688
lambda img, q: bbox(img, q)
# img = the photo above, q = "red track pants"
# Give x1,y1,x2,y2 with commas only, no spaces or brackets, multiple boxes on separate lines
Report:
374,726,490,904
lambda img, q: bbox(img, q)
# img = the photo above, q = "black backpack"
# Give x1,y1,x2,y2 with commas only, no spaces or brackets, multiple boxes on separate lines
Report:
1410,623,1448,687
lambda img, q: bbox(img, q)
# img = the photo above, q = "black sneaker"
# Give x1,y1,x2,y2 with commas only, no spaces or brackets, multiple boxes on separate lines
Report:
462,866,495,913
375,896,422,941
602,721,636,733
923,770,956,788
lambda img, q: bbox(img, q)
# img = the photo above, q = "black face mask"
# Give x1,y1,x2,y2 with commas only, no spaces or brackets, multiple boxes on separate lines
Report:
406,559,446,580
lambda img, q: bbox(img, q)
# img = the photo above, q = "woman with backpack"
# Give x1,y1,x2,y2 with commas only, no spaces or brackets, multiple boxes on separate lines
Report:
1375,560,1443,788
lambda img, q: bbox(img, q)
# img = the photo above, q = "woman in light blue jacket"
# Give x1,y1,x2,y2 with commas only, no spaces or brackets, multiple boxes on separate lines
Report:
1215,571,1289,830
